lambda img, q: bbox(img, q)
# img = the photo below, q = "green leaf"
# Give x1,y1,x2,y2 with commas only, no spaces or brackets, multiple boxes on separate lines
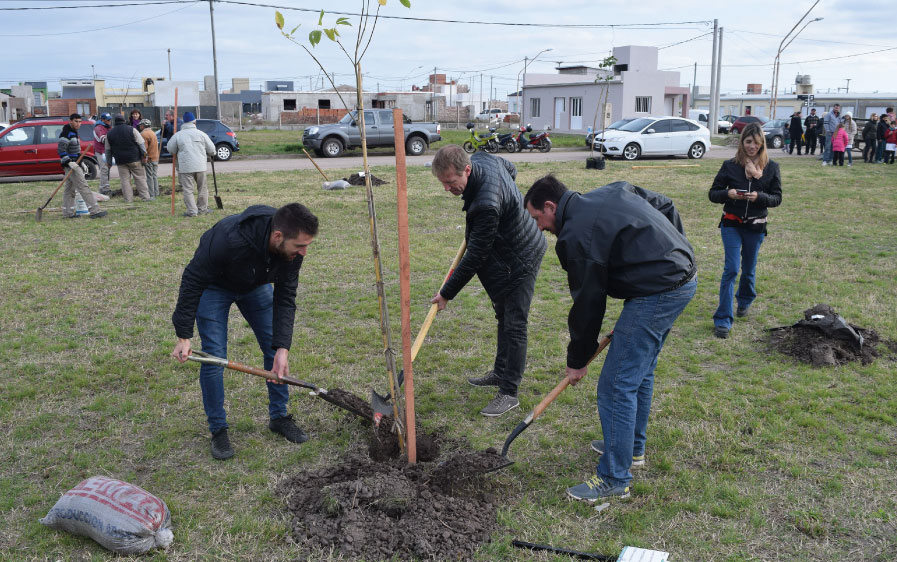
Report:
274,11,284,30
290,24,300,35
336,17,351,25
324,28,336,42
378,0,386,5
399,0,411,7
317,9,324,26
309,29,322,46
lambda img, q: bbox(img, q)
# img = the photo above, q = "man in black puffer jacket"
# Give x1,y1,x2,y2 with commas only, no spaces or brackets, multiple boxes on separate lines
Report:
171,203,318,460
430,145,546,417
524,176,696,503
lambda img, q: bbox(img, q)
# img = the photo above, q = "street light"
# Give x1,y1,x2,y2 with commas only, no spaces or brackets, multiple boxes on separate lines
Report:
517,48,552,125
769,3,822,119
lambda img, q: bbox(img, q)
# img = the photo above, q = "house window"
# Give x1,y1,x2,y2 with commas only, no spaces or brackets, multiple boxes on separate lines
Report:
635,97,651,113
318,99,331,109
76,102,91,115
283,99,297,111
571,97,582,117
530,97,541,118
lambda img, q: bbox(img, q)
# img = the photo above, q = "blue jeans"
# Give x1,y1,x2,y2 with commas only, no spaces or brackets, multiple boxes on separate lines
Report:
822,134,833,163
595,277,697,487
714,226,765,330
876,139,886,162
196,284,289,433
846,147,853,165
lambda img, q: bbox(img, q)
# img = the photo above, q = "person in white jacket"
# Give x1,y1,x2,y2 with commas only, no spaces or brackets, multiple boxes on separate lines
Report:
167,112,215,217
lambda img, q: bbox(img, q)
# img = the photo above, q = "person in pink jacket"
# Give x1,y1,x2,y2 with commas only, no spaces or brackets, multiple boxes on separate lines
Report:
830,123,849,166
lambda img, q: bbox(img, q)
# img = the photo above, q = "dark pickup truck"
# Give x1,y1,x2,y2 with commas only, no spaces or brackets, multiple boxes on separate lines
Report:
302,109,441,158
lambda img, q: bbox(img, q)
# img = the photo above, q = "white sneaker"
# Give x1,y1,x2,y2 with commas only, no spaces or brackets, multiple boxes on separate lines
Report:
822,161,828,166
848,163,852,167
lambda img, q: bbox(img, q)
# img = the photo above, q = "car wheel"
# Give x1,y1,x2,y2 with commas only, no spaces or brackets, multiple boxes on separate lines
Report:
462,141,475,154
215,143,233,161
83,159,98,180
771,136,783,149
622,143,641,161
688,142,706,159
322,138,344,158
405,135,427,156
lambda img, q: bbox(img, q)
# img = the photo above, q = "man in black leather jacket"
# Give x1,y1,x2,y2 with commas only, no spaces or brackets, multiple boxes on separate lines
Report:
430,145,546,417
171,203,318,460
524,176,696,503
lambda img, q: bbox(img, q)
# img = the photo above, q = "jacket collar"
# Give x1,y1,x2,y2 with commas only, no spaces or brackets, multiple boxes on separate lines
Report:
555,190,579,235
461,161,482,211
180,122,197,130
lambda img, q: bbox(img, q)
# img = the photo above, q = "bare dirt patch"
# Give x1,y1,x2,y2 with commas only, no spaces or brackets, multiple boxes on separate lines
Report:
768,304,896,366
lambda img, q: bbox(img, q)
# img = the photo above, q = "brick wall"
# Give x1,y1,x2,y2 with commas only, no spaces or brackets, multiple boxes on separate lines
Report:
279,108,350,124
438,106,471,123
48,98,97,117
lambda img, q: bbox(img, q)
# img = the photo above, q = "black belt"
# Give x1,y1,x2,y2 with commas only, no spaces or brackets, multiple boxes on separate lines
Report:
669,263,697,291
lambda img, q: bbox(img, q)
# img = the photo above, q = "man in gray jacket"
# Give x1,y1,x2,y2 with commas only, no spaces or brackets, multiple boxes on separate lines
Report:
105,114,150,202
822,103,842,166
167,112,215,217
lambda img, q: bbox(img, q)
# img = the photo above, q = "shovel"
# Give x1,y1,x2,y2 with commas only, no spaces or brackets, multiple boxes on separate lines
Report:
36,150,91,222
210,158,223,209
186,350,374,421
370,239,468,418
495,333,614,470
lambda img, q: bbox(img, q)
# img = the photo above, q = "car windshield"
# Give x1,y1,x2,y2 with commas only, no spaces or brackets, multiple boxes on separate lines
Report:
763,120,786,130
607,119,634,130
339,112,358,124
618,118,656,132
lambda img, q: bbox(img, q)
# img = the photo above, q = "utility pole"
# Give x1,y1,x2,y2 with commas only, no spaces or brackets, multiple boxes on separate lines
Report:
521,56,528,124
431,66,436,121
489,75,493,108
711,27,723,133
208,0,221,119
708,19,718,126
845,78,851,93
479,73,483,114
167,49,172,80
692,62,697,109
91,65,96,80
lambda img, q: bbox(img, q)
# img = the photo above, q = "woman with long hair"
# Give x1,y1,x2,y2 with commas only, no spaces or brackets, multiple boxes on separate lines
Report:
129,109,143,129
708,123,782,339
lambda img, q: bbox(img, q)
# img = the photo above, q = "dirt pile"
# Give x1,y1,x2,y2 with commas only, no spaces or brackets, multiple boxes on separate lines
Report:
345,172,389,186
768,304,896,366
276,449,504,561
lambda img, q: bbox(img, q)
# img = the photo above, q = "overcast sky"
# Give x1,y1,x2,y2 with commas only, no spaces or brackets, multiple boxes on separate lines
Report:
2,0,895,99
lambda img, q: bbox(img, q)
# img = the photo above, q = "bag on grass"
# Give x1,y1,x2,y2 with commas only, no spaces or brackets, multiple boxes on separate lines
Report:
40,476,173,555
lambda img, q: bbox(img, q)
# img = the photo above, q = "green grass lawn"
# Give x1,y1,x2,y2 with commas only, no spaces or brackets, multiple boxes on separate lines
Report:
1,157,895,561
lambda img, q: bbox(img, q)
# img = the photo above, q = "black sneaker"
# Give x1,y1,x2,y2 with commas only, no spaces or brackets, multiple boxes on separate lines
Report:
88,210,108,219
713,326,729,339
736,305,750,318
210,428,234,460
269,414,308,444
468,370,500,387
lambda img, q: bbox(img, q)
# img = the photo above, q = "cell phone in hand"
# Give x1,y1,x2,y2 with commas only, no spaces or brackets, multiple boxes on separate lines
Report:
736,189,749,194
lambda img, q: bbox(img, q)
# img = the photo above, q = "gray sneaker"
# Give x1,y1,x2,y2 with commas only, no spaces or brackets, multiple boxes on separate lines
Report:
480,392,519,417
590,439,646,468
468,370,500,387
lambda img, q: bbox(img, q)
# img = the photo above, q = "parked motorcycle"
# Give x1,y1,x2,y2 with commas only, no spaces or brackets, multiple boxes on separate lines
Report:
497,131,518,153
462,122,500,154
514,124,551,152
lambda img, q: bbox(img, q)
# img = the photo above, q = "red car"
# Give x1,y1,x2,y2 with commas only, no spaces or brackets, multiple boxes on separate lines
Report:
730,115,769,135
0,116,99,178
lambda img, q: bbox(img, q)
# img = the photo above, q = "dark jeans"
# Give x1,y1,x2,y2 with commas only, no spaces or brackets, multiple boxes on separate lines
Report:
595,277,697,487
863,139,876,162
818,134,827,158
788,137,803,154
195,284,289,434
876,139,886,162
490,267,539,397
714,226,765,330
833,151,844,166
805,131,817,154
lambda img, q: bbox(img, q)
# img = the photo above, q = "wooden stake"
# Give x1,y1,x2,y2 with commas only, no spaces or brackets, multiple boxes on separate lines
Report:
393,107,415,463
170,88,178,216
301,148,330,181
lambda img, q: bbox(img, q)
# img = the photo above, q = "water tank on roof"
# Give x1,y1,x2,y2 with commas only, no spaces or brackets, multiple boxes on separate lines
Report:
796,74,812,85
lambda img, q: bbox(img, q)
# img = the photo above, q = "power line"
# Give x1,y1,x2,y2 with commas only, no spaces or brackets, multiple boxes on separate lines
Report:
658,31,713,50
0,1,185,9
216,0,711,29
0,1,199,36
727,28,897,49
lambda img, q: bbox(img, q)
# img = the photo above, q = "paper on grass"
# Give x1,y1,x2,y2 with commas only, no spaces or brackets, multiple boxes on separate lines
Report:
618,546,670,562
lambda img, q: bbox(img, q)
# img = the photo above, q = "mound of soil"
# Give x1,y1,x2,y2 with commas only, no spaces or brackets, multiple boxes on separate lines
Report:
276,449,503,561
345,172,389,186
768,304,895,366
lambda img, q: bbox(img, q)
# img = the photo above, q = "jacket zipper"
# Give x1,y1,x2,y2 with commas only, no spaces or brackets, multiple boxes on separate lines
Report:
743,178,752,219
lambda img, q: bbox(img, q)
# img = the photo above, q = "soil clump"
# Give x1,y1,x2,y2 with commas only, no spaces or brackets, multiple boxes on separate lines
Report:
768,304,896,366
276,447,503,561
345,172,388,186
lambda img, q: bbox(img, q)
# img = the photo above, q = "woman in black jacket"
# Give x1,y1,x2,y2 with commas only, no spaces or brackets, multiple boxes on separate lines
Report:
863,114,879,163
708,123,783,338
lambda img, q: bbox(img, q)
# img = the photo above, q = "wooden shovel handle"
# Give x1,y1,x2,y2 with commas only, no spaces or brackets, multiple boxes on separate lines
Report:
41,150,90,209
410,239,467,360
531,334,613,421
224,359,318,391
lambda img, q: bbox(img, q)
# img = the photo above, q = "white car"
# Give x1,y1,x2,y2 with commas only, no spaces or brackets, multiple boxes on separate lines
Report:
595,116,710,161
476,108,507,122
689,110,731,134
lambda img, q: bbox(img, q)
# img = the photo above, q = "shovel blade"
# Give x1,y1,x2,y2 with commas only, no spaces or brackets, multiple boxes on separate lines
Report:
370,389,393,417
214,196,223,209
35,207,43,222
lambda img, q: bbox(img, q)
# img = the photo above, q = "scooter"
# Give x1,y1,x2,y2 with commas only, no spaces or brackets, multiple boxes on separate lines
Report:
497,131,518,153
462,122,500,154
514,124,552,152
